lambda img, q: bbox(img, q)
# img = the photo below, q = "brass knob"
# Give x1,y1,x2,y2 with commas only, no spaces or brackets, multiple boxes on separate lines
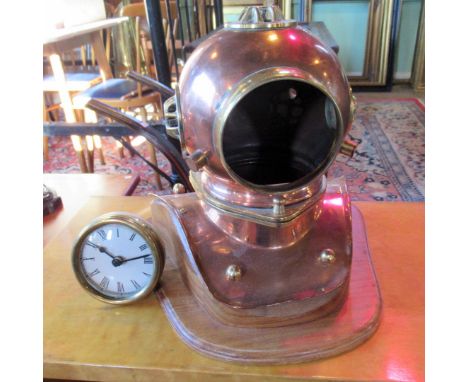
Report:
340,139,358,158
225,264,243,281
172,183,186,194
186,149,209,171
319,249,336,264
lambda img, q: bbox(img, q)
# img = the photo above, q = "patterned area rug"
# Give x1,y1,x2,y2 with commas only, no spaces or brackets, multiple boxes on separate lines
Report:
329,98,425,201
43,98,425,201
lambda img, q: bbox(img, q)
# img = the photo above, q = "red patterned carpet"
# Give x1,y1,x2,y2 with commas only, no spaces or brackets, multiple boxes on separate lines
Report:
43,97,425,201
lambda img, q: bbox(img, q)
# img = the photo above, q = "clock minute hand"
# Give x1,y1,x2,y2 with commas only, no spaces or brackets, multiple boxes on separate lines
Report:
120,254,150,263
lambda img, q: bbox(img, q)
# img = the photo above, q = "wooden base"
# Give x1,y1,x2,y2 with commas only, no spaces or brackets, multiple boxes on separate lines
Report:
156,205,382,364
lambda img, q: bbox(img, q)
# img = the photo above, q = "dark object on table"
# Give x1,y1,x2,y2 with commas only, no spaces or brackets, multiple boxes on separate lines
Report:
43,184,62,216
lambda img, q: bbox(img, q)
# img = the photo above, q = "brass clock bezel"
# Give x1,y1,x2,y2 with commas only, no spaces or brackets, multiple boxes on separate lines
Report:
71,212,165,305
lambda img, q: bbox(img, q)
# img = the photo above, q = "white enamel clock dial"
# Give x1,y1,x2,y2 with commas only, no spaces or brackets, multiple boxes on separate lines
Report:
72,213,164,304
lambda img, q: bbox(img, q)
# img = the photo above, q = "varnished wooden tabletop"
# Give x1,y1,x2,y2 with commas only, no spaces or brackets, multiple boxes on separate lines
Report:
43,174,140,247
43,197,424,382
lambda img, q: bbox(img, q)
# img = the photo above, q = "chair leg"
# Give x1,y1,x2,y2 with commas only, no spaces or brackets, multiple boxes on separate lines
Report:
85,135,95,173
140,106,148,120
83,108,106,165
148,142,163,190
71,120,88,173
69,135,88,172
116,139,125,158
94,135,106,165
153,102,163,119
138,107,162,189
48,53,88,173
78,151,88,172
43,136,49,161
43,99,49,161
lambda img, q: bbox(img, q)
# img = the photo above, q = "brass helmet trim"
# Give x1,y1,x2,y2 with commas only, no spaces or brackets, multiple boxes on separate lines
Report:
213,67,344,193
225,3,297,30
224,20,298,30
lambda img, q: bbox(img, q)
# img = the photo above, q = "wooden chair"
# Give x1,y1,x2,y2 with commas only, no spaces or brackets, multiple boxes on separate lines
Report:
121,2,181,81
43,44,105,91
43,36,111,168
72,5,165,188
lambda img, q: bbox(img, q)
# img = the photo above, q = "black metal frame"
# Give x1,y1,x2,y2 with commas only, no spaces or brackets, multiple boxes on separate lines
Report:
144,0,172,88
214,0,224,26
43,122,160,138
44,122,174,185
143,0,224,87
43,119,193,191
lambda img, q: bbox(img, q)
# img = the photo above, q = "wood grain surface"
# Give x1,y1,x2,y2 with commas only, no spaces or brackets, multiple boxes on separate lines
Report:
43,197,424,381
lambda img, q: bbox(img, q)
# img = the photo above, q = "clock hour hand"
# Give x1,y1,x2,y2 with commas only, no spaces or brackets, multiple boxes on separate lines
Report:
86,241,116,259
120,254,150,263
98,246,118,259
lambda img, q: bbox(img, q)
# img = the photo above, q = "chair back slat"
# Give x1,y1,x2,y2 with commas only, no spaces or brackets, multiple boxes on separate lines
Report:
118,1,219,82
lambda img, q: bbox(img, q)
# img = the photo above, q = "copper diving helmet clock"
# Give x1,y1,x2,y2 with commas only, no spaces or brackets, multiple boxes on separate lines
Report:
72,1,381,365
72,212,164,304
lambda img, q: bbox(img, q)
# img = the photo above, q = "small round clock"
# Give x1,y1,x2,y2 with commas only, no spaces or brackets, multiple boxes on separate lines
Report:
72,212,164,304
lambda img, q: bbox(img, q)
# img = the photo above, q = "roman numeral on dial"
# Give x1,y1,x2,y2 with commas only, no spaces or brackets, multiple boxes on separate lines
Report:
144,256,153,264
131,280,141,290
99,277,110,290
129,233,136,241
139,244,148,251
97,229,106,240
117,281,125,293
86,241,98,248
88,268,100,277
80,257,95,261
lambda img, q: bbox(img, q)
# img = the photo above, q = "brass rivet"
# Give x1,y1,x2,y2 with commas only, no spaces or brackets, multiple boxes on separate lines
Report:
225,264,242,281
319,249,336,264
172,183,186,194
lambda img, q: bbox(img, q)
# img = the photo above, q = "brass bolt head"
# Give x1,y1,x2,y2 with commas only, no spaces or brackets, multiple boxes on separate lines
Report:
225,264,242,281
186,149,209,171
319,249,336,264
172,183,186,194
